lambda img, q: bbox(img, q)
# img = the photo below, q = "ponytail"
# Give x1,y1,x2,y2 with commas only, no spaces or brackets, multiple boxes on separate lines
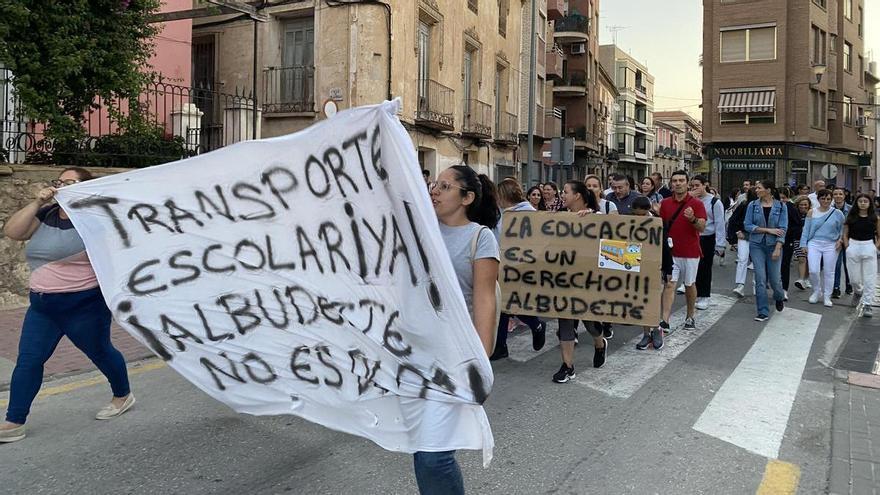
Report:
449,165,501,229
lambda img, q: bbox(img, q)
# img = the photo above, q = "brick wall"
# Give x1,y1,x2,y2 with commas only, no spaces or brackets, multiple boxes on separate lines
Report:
0,164,131,309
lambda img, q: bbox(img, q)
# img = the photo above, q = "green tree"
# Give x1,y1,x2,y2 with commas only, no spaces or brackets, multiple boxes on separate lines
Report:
0,0,160,140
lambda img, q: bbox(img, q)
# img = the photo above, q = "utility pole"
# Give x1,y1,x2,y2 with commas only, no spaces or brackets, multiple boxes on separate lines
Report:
527,0,538,183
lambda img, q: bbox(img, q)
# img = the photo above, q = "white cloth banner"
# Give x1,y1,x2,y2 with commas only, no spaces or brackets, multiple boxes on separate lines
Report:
56,100,494,463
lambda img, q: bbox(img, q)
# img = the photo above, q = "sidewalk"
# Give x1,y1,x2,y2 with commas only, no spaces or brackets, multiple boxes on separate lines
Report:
0,306,152,390
830,372,880,495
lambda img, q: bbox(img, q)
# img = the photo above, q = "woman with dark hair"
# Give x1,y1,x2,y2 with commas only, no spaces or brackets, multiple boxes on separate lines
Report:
792,195,813,290
542,181,563,211
842,193,880,316
584,174,618,214
491,179,546,360
744,180,788,322
551,180,607,383
1,167,135,443
527,185,547,211
801,189,846,307
639,176,663,205
420,165,500,494
778,186,802,299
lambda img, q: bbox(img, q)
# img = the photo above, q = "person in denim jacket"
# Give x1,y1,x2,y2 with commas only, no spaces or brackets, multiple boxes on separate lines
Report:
744,180,788,322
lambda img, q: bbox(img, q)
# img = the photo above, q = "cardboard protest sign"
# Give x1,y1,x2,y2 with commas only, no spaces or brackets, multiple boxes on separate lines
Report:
55,100,494,464
499,211,663,325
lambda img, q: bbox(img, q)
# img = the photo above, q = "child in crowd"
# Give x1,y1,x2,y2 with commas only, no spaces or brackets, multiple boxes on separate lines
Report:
629,196,666,350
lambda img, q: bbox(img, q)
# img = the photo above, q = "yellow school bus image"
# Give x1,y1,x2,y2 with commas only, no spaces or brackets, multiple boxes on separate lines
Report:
599,240,642,270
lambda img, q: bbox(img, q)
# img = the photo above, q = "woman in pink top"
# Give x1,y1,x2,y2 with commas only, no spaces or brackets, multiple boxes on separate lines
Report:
0,167,134,443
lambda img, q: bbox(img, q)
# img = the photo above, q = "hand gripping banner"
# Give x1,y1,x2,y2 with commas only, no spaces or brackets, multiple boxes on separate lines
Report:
55,100,495,464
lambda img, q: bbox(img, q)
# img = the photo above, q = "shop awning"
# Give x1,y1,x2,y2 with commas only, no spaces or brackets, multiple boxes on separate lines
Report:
718,89,776,113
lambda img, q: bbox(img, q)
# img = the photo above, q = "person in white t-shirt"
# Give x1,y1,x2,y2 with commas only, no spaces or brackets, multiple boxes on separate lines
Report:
808,179,826,209
585,174,619,215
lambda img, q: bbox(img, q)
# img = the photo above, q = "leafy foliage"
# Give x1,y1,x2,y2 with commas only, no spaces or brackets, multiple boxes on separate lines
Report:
0,0,161,138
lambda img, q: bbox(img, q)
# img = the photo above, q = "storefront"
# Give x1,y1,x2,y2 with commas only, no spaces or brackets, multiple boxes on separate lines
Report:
707,143,866,196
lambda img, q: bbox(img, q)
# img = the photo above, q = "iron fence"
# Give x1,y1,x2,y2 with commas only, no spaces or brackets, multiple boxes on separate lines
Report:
1,67,255,167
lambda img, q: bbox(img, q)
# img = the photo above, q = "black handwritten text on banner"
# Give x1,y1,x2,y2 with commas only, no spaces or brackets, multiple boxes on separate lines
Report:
56,100,494,464
500,211,663,325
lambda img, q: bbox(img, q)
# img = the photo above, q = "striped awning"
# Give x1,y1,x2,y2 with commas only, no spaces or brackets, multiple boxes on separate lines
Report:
718,90,776,113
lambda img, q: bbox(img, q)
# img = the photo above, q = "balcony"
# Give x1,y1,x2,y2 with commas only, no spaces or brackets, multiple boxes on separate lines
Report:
553,70,587,97
547,0,565,20
546,44,564,80
263,66,315,113
416,79,455,131
553,15,589,44
461,99,492,139
634,84,647,101
566,126,592,150
494,111,518,145
545,109,562,138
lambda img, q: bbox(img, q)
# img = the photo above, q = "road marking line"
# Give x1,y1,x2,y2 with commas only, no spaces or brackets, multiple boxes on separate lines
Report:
576,294,738,398
756,459,800,495
0,360,165,407
693,308,821,459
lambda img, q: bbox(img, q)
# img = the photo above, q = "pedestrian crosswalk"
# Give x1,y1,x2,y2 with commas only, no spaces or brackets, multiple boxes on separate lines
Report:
576,294,738,398
693,308,821,458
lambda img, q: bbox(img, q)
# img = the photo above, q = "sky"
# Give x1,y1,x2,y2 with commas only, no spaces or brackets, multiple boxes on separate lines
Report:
597,0,880,122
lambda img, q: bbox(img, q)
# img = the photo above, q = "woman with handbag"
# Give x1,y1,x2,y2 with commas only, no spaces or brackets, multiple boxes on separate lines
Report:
800,189,846,307
743,180,788,322
418,165,499,495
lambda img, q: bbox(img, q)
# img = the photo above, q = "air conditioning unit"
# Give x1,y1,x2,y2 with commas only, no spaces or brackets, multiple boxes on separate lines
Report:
860,165,874,179
571,43,586,55
856,115,868,128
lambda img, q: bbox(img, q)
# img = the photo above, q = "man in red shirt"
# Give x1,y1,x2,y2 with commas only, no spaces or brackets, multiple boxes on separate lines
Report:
659,170,707,330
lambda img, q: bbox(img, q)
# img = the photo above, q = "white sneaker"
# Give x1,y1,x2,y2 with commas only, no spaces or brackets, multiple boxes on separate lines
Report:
784,290,789,301
824,297,833,308
808,292,820,304
676,284,686,294
748,262,754,270
695,297,710,310
805,279,813,289
732,284,745,298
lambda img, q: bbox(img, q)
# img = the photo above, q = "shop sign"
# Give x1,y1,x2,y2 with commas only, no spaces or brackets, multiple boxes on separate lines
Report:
710,145,784,159
721,161,775,171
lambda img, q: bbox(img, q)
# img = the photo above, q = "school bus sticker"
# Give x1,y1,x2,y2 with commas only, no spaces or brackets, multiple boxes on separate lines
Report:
598,239,642,272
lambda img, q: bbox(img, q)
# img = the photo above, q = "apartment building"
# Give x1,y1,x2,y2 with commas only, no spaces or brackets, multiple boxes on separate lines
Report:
702,0,874,195
653,121,684,181
548,0,603,183
190,0,524,180
596,61,619,181
654,110,704,175
599,44,656,180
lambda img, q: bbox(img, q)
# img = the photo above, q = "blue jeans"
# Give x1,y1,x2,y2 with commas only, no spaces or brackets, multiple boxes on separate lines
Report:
6,287,130,424
834,246,851,290
413,451,464,495
750,242,785,316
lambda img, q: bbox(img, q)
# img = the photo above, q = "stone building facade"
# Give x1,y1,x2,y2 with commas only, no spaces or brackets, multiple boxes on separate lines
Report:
191,0,525,181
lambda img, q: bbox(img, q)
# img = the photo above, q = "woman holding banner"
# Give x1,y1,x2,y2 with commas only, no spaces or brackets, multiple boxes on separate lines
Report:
490,179,547,360
552,181,609,384
0,167,134,444
424,165,500,494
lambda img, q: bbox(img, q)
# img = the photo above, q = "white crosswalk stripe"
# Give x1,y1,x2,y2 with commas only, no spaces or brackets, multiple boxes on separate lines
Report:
575,294,738,399
692,308,821,459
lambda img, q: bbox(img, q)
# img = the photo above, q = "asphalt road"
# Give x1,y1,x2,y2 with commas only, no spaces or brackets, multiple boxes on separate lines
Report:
0,260,852,494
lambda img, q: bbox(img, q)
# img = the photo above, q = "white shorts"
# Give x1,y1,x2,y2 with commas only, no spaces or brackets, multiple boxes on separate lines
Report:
671,257,700,286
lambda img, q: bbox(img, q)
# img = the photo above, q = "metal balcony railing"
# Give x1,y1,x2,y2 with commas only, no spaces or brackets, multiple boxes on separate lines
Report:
559,70,587,87
263,66,315,113
494,111,518,144
461,99,492,139
416,79,455,130
554,15,590,34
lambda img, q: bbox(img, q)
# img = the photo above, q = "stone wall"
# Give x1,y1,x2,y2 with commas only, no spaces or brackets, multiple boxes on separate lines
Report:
0,164,131,309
